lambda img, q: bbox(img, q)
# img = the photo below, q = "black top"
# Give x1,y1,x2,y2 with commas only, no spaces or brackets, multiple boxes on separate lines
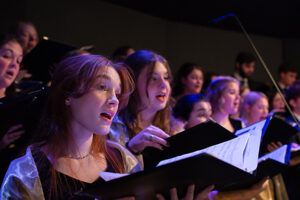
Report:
229,118,243,132
0,85,48,182
32,149,115,200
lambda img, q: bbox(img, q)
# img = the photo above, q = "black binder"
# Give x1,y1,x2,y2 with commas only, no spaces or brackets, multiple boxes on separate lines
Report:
0,86,48,177
222,159,290,191
79,153,290,200
80,153,254,200
21,38,77,84
259,116,299,156
143,120,236,169
0,86,47,139
78,118,292,199
142,117,298,169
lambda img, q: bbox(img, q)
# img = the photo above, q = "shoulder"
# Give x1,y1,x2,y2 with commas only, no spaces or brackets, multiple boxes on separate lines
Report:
107,140,142,173
0,147,44,199
229,118,244,130
109,114,130,147
249,79,270,93
285,115,300,130
169,115,186,135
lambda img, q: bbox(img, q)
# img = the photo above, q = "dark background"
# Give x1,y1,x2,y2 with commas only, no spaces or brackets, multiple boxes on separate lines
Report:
1,0,299,83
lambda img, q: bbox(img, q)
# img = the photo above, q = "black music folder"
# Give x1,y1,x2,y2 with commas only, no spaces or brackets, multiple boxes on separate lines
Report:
78,118,291,199
0,86,48,138
143,120,236,169
79,145,290,200
143,116,298,169
79,153,254,200
21,37,77,84
0,86,49,170
80,116,290,199
258,116,299,156
222,144,291,190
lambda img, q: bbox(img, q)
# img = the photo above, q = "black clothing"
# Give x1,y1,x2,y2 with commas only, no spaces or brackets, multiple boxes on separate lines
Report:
32,149,115,200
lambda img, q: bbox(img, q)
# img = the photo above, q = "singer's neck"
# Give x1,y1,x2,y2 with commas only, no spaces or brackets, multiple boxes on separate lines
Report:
293,107,300,117
234,72,247,80
278,81,288,89
0,88,6,99
212,112,234,132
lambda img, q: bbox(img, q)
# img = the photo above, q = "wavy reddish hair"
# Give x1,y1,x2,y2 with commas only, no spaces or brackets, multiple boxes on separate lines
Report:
32,54,134,199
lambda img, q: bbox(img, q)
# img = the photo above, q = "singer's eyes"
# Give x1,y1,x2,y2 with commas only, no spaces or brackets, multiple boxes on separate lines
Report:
0,50,23,64
257,104,268,110
228,90,236,95
17,56,23,64
0,50,13,59
97,83,108,91
116,93,121,99
150,73,170,82
164,75,170,81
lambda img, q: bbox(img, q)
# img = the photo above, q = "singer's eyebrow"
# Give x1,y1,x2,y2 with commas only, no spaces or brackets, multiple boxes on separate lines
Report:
95,74,121,92
197,108,208,112
0,48,23,57
96,74,111,81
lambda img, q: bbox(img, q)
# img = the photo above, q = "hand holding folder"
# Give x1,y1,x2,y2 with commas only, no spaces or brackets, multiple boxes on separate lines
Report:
143,120,236,169
258,116,298,156
79,117,294,199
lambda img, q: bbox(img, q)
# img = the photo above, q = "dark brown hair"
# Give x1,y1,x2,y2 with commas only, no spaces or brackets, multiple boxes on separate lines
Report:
286,80,300,110
0,33,22,95
172,62,203,98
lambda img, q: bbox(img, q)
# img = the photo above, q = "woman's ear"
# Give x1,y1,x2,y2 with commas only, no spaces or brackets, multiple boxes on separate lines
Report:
244,104,251,113
65,97,71,106
180,77,186,85
219,97,225,105
289,99,296,109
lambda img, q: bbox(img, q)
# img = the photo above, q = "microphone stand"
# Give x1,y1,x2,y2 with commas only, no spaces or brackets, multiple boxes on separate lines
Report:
214,14,300,128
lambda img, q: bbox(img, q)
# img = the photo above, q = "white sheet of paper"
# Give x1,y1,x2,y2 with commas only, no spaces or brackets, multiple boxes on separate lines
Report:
99,171,129,182
258,144,288,164
157,133,250,171
235,119,266,172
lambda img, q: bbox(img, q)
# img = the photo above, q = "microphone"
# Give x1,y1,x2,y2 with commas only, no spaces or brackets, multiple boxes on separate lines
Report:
208,13,235,23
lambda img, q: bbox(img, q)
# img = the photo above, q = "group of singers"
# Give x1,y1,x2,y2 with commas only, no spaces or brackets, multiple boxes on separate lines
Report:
0,21,299,200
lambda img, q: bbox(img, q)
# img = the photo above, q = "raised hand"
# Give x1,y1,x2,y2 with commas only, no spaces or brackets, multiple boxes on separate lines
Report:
127,125,170,154
267,141,283,152
214,177,269,200
0,124,25,150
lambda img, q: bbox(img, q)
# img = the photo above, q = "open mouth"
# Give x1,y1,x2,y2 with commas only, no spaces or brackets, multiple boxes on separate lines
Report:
5,71,14,78
233,102,239,107
156,94,166,101
100,112,113,121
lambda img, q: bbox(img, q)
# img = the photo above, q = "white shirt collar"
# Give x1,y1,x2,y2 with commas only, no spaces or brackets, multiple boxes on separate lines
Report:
278,82,287,90
294,112,300,122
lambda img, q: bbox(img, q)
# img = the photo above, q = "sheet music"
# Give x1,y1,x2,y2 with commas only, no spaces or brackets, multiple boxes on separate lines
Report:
236,120,266,172
157,133,250,171
258,144,288,164
235,119,266,137
99,171,129,182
